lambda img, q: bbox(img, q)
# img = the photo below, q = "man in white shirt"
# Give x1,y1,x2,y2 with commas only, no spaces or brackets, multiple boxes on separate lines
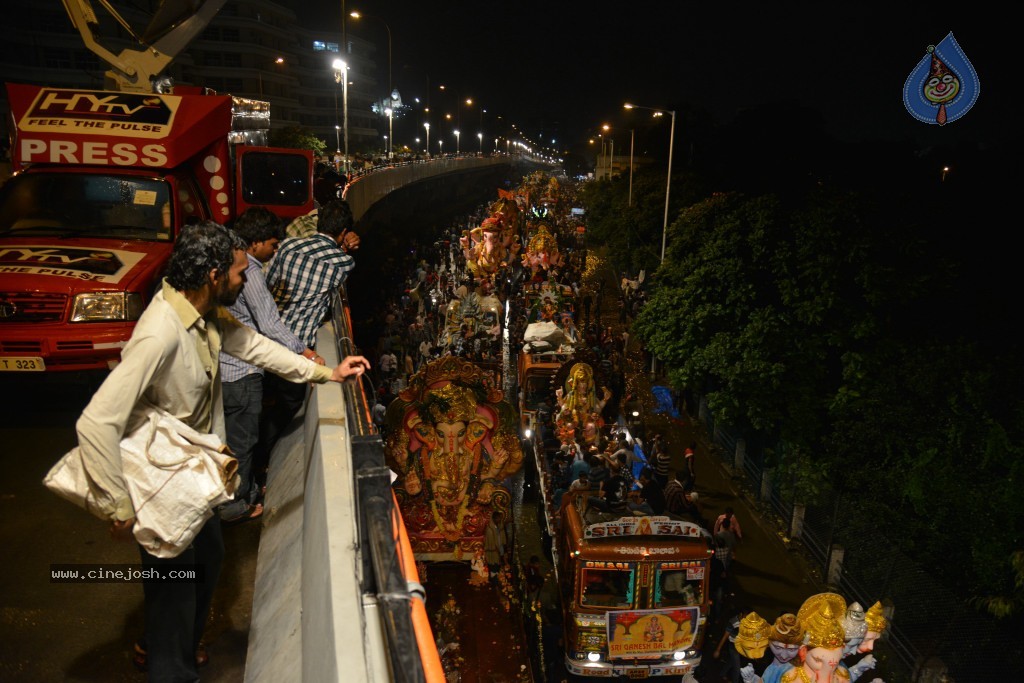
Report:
75,222,369,681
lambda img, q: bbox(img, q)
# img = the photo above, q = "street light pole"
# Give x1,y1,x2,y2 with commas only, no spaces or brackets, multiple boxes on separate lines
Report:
342,65,349,175
477,132,482,155
424,122,430,158
660,111,676,262
385,107,393,158
628,128,635,206
625,103,676,262
454,129,460,155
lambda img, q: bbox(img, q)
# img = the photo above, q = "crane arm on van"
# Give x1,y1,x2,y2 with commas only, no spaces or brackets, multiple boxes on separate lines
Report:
60,0,227,93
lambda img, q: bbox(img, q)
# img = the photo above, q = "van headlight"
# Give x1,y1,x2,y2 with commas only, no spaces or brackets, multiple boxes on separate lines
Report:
71,292,144,322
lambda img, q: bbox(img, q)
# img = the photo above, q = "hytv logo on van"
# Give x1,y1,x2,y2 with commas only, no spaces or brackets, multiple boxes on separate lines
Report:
0,246,123,275
29,89,173,125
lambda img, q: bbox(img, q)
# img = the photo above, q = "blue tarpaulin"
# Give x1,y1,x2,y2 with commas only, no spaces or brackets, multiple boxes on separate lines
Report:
651,386,680,419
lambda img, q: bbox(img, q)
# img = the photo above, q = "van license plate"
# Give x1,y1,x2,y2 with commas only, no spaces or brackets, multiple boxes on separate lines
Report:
0,357,46,372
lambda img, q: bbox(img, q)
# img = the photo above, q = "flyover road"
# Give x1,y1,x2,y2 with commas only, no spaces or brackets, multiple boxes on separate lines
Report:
0,374,256,682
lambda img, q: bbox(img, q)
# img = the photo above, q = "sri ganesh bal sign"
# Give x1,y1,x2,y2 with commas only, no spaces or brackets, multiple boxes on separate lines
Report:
606,606,699,659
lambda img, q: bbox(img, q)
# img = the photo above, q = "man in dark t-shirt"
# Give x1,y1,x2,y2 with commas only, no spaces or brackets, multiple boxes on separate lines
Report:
588,472,628,514
637,467,667,515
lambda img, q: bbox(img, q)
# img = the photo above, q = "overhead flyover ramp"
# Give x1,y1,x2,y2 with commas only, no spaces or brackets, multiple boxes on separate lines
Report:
343,155,512,221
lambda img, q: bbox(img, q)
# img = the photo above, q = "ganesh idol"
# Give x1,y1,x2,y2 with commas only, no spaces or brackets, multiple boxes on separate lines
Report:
521,223,563,275
383,357,523,557
555,362,611,440
460,218,508,278
781,594,848,683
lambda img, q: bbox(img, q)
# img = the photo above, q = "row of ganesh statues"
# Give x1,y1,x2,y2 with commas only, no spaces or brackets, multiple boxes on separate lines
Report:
734,594,889,683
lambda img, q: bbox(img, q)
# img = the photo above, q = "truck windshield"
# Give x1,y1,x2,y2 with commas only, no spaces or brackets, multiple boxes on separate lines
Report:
0,173,173,241
580,567,634,608
524,375,551,410
655,562,706,608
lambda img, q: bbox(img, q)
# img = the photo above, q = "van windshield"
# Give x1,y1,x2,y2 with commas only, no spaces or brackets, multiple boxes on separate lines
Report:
0,173,173,241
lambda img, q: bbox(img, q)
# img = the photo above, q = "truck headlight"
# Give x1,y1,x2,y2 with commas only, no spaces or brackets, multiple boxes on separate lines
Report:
586,652,601,662
71,292,144,322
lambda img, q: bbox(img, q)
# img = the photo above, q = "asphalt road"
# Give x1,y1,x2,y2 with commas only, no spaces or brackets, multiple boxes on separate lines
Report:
0,373,257,682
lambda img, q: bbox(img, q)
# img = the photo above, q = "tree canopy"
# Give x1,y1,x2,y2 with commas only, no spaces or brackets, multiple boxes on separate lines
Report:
595,149,1024,608
268,126,327,155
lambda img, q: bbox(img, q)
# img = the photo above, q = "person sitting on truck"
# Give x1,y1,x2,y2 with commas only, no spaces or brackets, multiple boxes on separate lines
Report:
634,467,667,515
218,207,324,523
586,451,609,491
569,471,591,493
261,199,361,464
587,469,629,515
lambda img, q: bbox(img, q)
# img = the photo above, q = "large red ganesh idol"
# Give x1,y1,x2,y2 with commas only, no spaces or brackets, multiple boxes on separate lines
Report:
384,357,523,558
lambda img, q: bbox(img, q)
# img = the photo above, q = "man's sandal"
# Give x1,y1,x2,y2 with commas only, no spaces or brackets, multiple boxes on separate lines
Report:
132,641,209,671
222,502,264,524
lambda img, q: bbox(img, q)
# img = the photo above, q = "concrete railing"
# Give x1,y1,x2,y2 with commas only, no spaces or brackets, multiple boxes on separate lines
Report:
245,321,390,682
344,155,510,220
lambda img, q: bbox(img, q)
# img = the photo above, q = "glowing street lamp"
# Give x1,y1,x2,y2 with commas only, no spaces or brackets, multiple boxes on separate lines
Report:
424,122,431,158
477,132,483,154
454,129,460,154
624,102,676,262
349,11,392,96
258,56,285,96
438,139,443,155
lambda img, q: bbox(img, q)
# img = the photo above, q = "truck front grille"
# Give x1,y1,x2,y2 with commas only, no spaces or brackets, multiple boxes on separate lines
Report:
0,292,67,323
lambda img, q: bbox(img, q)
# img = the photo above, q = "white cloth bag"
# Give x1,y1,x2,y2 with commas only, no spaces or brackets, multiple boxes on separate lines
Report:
44,408,238,558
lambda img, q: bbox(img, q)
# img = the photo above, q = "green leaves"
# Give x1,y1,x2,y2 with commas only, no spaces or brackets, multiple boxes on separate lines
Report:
596,181,1024,602
268,126,328,155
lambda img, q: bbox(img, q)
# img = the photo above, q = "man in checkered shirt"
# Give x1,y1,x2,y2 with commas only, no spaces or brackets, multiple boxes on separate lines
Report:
260,199,361,458
219,207,324,523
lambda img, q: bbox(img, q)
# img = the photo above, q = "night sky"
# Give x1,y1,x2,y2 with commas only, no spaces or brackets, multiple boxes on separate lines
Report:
298,1,1017,154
